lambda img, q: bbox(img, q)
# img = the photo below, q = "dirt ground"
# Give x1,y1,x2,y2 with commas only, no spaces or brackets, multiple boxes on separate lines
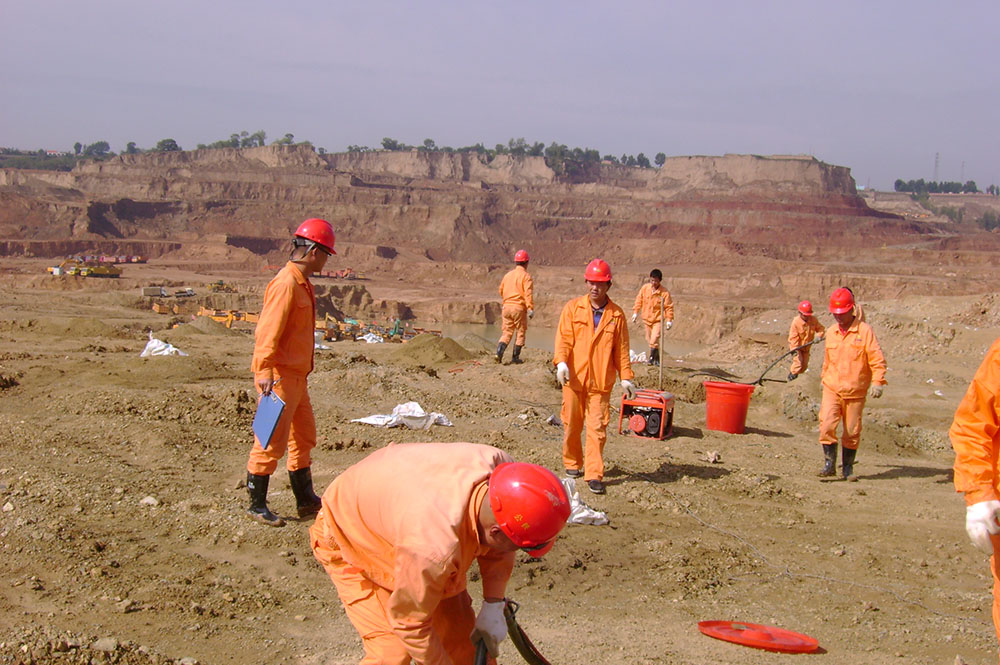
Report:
1,262,999,665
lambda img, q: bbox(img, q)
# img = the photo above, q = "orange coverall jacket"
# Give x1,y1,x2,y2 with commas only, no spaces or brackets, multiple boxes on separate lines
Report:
251,262,315,381
632,283,673,325
951,337,1000,506
821,319,887,399
499,265,534,311
554,295,634,393
310,442,516,665
788,315,825,349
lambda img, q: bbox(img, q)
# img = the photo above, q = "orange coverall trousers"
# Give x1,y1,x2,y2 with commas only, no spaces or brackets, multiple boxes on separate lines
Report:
561,386,612,481
311,535,484,665
246,372,316,475
790,347,812,375
643,321,662,350
499,304,528,347
818,387,866,450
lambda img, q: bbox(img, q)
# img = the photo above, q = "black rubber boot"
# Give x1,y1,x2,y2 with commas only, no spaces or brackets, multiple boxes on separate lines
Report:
510,345,523,364
649,348,659,366
817,444,837,477
787,372,798,381
495,342,507,364
289,467,323,518
842,447,858,481
246,472,285,527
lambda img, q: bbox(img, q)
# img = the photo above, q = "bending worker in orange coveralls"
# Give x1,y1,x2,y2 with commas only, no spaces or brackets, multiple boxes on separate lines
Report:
787,300,826,381
555,259,635,495
310,442,571,665
495,249,534,365
951,337,1000,650
245,218,336,527
817,287,886,481
630,268,673,366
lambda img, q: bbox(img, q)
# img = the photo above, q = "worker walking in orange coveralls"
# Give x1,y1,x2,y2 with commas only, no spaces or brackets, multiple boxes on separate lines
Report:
951,337,1000,651
818,287,886,481
631,268,673,366
245,218,336,527
787,300,826,381
555,259,635,495
310,442,570,665
495,249,534,365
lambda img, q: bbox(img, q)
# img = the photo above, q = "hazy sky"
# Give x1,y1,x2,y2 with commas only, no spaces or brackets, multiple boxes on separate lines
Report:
2,1,997,190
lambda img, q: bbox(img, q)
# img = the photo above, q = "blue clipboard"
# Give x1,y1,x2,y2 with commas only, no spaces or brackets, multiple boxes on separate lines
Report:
252,391,285,450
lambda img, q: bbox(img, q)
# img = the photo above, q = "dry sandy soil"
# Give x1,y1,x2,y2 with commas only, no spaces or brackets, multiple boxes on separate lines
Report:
1,259,999,665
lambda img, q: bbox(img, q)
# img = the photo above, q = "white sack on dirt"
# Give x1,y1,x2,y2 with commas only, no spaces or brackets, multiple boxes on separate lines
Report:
352,401,452,429
140,332,189,357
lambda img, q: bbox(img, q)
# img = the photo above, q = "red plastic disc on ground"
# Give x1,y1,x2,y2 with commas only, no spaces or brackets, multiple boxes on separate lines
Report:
698,621,819,653
628,414,646,433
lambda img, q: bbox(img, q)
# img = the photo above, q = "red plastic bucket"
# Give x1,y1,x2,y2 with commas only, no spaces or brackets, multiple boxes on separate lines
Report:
703,381,755,434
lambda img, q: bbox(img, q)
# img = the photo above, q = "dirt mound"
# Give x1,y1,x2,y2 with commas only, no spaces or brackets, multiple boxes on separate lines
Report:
0,316,128,338
455,332,495,355
390,333,473,365
162,315,243,337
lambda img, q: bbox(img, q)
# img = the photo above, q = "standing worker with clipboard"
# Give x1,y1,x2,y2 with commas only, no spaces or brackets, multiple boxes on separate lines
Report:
245,218,336,527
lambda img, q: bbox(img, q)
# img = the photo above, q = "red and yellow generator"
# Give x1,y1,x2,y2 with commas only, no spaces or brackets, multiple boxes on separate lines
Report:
618,389,675,440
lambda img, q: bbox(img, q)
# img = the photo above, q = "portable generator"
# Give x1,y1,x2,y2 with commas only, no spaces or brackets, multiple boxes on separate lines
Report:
618,388,675,440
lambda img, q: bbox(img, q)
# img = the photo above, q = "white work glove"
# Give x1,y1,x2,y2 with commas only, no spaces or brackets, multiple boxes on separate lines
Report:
527,309,534,320
665,320,673,330
868,385,883,399
630,312,638,323
621,380,636,400
556,362,570,386
966,500,1000,554
471,600,507,657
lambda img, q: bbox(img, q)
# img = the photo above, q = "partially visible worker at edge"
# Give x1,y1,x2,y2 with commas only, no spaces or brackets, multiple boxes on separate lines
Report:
950,337,1000,650
787,300,826,381
817,287,886,481
630,268,673,366
555,259,635,495
495,249,534,365
843,285,866,323
245,218,335,527
310,442,571,665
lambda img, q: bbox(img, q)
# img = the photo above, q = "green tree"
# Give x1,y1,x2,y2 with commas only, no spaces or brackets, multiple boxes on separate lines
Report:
963,180,979,194
73,142,82,155
654,152,666,167
125,142,139,154
83,141,111,157
421,138,437,151
636,153,651,168
154,138,181,152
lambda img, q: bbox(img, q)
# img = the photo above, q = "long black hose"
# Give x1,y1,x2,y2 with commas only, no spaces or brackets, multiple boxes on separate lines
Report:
693,338,823,386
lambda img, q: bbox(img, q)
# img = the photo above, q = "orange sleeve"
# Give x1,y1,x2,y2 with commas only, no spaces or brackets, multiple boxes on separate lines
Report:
952,339,1000,505
662,290,674,322
553,300,575,367
633,285,645,314
387,549,453,665
523,272,534,311
477,549,516,600
614,310,634,382
864,326,887,386
788,318,803,350
251,276,295,380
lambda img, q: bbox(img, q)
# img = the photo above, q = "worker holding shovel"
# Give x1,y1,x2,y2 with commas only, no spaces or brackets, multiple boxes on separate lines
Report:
787,300,825,381
244,218,335,526
631,268,673,366
310,442,570,665
495,249,534,365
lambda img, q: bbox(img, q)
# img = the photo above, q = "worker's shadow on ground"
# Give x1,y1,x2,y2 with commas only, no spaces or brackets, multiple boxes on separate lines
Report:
860,465,953,483
605,461,731,488
742,426,794,438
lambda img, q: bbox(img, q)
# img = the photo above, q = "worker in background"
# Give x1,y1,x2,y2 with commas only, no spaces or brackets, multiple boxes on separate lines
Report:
950,337,1000,649
245,218,336,527
555,259,635,494
495,249,534,365
310,442,571,665
842,285,865,322
631,268,673,366
817,287,887,481
787,300,826,381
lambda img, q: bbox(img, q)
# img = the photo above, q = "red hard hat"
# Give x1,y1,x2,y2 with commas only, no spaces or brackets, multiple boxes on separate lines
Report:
829,287,855,314
514,249,530,263
489,462,570,557
584,258,612,282
294,218,336,254
797,300,813,316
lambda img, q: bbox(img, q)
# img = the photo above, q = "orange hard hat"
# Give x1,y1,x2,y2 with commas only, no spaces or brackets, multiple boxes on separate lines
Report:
584,258,612,282
514,249,530,263
294,218,336,254
489,462,570,557
797,300,813,315
829,287,855,314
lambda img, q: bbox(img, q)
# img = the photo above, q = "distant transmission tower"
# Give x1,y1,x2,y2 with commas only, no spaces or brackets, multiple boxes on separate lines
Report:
934,152,940,181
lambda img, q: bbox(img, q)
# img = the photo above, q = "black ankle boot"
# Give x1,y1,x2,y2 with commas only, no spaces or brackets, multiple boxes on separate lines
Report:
842,447,858,481
817,444,837,477
649,348,660,366
289,467,323,518
510,345,523,364
246,472,285,526
495,342,507,364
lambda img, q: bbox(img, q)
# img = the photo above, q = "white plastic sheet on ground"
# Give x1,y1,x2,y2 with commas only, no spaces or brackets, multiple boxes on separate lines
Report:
351,401,452,430
561,478,609,526
629,349,647,363
140,332,188,357
359,332,383,344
